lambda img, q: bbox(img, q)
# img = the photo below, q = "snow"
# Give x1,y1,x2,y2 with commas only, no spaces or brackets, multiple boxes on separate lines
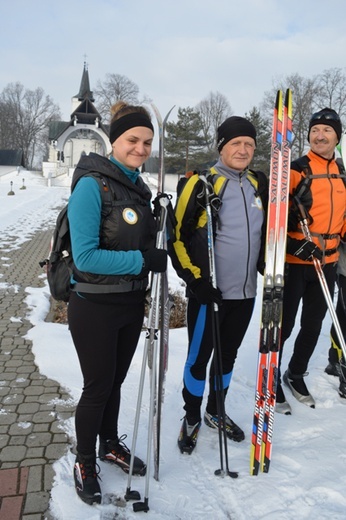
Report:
1,169,346,520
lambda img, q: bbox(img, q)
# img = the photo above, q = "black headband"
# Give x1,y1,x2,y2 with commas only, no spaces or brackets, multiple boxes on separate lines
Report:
109,112,154,144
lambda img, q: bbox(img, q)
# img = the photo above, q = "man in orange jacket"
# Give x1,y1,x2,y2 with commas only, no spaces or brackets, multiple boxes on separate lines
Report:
276,108,346,414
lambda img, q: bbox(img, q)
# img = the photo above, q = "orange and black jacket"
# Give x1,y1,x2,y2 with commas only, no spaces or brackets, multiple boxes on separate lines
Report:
287,150,346,265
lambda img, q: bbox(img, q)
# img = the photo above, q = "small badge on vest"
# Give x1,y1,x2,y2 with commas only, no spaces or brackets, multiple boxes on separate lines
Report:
123,208,138,224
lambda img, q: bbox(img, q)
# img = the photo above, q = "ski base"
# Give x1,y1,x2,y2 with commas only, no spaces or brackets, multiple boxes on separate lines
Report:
250,88,292,475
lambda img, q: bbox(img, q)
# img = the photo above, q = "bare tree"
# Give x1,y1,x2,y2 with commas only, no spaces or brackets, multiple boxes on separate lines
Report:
0,82,60,168
196,91,232,151
94,73,140,122
261,68,346,158
315,67,346,120
262,73,319,157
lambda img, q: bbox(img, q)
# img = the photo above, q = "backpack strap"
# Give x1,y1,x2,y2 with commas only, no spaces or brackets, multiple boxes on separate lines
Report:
72,278,147,294
82,173,113,218
197,168,224,217
336,158,346,186
209,167,228,199
292,155,346,184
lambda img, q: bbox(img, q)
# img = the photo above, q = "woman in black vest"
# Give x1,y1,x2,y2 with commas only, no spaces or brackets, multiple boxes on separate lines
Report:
67,101,167,506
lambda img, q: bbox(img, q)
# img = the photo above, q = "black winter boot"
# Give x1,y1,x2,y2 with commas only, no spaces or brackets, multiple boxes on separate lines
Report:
339,358,346,398
339,378,346,399
98,435,146,476
325,362,340,377
204,411,245,442
177,417,201,454
74,452,101,505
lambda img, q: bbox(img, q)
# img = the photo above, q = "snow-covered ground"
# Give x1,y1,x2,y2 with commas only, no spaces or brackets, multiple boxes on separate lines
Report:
1,169,346,520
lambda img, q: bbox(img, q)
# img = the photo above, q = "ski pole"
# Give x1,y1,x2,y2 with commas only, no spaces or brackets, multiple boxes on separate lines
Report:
296,199,346,361
124,252,163,506
125,105,174,511
125,196,169,512
199,174,238,479
333,275,346,382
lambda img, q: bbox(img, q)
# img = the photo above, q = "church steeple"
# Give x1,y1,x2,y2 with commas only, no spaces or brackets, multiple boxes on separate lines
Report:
76,61,94,102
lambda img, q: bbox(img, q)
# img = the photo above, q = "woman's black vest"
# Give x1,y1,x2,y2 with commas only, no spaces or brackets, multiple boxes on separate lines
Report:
71,153,157,293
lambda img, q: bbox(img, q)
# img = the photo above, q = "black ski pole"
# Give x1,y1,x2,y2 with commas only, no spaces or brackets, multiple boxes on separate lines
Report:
334,275,346,382
199,174,238,479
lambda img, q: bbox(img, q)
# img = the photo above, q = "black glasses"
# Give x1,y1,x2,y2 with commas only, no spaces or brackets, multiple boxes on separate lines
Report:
310,111,340,122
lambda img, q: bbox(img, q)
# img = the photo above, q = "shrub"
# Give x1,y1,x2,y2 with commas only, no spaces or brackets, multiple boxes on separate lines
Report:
51,288,187,329
169,289,187,328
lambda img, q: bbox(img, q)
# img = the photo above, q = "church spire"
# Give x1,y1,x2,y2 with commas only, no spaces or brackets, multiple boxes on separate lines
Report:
76,61,94,102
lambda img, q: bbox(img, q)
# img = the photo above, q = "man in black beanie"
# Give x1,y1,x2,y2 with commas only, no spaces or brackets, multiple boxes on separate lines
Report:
276,107,346,414
217,116,257,152
169,115,268,453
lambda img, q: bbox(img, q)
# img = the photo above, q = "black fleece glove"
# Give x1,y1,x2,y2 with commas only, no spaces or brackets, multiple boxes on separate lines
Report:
286,237,322,261
142,248,168,274
189,278,223,305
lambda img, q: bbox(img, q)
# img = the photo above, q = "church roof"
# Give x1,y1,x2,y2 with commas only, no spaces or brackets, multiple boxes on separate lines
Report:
48,121,71,141
0,149,24,166
71,99,101,124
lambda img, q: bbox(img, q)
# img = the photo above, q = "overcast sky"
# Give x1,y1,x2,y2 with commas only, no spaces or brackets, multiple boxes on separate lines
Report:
2,0,346,129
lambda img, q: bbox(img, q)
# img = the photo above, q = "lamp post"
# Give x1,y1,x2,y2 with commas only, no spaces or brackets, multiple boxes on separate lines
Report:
8,181,15,196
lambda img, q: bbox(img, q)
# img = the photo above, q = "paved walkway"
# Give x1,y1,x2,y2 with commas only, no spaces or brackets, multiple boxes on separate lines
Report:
0,230,75,520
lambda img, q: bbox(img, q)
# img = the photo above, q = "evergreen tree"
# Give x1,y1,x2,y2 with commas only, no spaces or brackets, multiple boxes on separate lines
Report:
246,106,271,176
165,107,206,173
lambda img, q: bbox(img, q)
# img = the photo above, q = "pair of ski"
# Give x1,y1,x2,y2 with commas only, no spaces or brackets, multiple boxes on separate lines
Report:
250,89,293,475
125,105,174,512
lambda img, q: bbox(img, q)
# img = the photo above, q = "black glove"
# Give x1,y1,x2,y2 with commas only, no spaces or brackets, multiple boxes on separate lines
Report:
286,237,322,261
287,202,313,232
287,207,301,232
189,278,222,305
142,248,168,274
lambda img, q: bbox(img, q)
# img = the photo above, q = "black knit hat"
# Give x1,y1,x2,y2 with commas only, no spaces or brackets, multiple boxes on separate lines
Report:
217,116,257,152
308,108,342,144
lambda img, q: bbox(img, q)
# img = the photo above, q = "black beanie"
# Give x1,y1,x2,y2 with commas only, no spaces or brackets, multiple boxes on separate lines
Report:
217,116,257,152
308,108,342,144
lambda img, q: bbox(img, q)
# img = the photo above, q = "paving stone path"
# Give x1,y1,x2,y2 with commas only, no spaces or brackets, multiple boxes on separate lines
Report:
0,230,75,520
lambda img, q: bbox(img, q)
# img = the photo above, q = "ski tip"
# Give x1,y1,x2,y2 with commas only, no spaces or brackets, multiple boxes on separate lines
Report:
275,90,283,110
163,105,176,125
150,103,162,125
150,103,176,126
284,88,293,118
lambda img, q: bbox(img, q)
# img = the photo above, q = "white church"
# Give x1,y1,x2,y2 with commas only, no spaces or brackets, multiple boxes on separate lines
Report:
41,64,177,190
42,63,110,184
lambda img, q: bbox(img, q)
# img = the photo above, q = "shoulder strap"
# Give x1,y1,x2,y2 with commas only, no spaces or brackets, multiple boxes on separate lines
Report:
292,155,346,185
82,173,113,217
247,169,268,211
336,158,346,187
246,170,259,190
291,155,311,176
208,167,228,199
